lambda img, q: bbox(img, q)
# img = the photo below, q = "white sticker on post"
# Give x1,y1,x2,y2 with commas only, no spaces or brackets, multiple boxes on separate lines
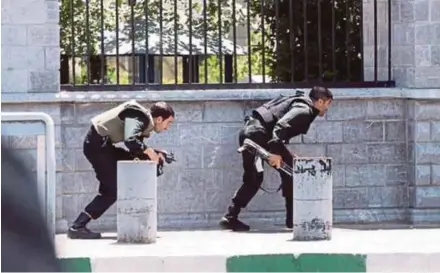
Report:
255,157,264,173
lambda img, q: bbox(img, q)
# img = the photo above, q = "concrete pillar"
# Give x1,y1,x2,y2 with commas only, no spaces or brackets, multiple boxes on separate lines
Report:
292,158,333,241
117,160,157,244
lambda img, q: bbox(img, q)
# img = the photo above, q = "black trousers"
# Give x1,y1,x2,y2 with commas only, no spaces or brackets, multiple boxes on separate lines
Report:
82,126,132,219
231,116,293,209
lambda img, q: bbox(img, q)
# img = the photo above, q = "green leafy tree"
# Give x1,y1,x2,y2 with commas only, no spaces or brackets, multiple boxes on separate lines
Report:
199,30,273,83
60,0,123,83
114,0,250,84
249,0,363,83
60,0,267,85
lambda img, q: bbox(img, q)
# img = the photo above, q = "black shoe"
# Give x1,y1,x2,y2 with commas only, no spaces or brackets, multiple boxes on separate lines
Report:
219,216,250,231
285,217,293,229
67,226,101,239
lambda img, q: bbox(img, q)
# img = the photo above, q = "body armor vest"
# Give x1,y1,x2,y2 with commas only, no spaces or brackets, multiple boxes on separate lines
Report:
90,100,154,143
253,91,314,129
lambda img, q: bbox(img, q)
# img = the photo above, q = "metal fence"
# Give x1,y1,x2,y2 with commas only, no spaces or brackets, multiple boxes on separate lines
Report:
60,0,394,91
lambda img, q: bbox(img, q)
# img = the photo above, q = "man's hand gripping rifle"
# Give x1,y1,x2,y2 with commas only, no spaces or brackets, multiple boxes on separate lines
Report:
154,149,176,176
133,149,176,177
237,138,293,177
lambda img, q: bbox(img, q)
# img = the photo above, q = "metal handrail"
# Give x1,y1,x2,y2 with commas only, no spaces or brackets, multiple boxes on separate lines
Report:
1,112,56,239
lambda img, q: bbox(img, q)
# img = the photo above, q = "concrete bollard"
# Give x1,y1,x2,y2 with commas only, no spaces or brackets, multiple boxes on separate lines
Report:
292,157,333,241
117,160,157,244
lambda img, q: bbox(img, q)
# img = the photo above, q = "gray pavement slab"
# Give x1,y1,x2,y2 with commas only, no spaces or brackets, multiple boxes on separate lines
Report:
56,227,440,258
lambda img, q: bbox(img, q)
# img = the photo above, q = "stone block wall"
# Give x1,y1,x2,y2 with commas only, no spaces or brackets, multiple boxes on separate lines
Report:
389,0,440,87
363,0,440,86
2,93,440,233
407,100,440,222
317,99,409,223
1,0,60,93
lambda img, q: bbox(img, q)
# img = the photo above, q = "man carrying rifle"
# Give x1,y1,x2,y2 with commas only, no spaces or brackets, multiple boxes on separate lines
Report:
68,100,175,239
219,86,333,232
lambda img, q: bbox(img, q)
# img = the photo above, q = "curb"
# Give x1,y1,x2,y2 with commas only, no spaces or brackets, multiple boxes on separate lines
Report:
227,254,366,272
58,253,440,272
59,257,92,272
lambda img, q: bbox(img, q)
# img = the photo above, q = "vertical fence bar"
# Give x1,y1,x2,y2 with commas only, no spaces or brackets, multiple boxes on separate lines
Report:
289,0,295,83
159,0,164,84
373,0,378,82
203,0,208,84
331,0,336,82
247,0,252,83
275,0,280,82
145,0,150,84
116,0,120,85
189,0,193,84
174,0,178,85
345,0,351,81
70,0,76,85
261,0,266,83
232,0,238,83
318,0,322,82
100,0,105,85
388,0,392,82
218,0,223,84
86,0,91,85
303,0,308,82
360,0,365,80
130,0,136,85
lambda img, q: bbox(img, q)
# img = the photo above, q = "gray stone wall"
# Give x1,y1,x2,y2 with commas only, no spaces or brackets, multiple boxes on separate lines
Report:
363,0,440,87
2,94,440,233
320,99,409,222
407,100,440,222
390,0,440,87
1,0,60,93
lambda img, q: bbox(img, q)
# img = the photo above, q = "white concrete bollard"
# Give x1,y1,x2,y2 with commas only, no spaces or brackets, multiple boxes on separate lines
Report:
292,157,333,241
117,160,157,244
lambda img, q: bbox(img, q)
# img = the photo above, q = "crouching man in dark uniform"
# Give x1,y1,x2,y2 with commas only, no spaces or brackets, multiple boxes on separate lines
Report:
219,86,333,231
67,100,175,239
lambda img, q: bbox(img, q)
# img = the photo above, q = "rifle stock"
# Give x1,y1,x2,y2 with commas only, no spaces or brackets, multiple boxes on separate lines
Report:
237,138,293,177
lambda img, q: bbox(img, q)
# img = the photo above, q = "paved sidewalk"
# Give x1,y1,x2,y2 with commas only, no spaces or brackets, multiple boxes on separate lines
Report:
56,226,440,272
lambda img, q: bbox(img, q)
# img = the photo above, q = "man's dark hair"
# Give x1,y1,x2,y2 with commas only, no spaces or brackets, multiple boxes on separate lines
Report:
309,86,333,102
150,101,175,119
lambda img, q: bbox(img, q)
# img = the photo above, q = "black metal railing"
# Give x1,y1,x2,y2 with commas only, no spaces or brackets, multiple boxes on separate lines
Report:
60,0,394,91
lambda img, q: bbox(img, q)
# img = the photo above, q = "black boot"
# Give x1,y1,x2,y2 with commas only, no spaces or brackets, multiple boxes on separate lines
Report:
219,204,250,231
285,197,293,229
67,212,101,239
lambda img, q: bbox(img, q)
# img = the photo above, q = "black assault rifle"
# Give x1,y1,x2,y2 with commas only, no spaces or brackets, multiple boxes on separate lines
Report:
133,149,176,177
237,138,293,177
